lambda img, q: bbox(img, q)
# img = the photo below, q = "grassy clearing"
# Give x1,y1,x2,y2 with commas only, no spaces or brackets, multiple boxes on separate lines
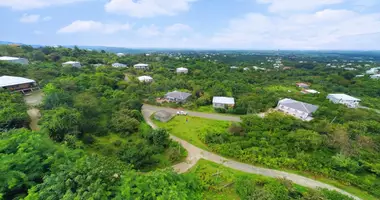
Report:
155,116,372,200
194,105,215,113
188,159,310,200
154,115,231,151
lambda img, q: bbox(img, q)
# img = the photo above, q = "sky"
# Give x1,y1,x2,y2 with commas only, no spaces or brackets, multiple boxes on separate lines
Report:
0,0,380,50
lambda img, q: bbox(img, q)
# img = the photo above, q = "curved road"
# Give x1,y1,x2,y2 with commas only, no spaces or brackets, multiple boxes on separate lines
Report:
142,104,361,200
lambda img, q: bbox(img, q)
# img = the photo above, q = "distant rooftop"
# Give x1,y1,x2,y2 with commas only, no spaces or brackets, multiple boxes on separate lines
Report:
0,56,21,61
213,96,235,104
328,94,361,101
278,98,319,114
0,76,35,87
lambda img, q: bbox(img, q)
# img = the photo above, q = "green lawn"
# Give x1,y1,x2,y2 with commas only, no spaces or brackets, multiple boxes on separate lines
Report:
154,115,231,151
188,159,309,200
194,105,215,113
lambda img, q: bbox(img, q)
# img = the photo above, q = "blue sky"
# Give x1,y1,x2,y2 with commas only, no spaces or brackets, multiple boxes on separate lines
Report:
0,0,380,49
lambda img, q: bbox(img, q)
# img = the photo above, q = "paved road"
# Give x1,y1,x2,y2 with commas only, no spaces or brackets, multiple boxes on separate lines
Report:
143,104,242,122
142,105,361,200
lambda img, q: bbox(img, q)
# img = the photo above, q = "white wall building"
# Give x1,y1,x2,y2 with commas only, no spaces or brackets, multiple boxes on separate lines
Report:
0,75,38,93
116,53,125,57
112,63,128,68
370,74,380,79
134,63,149,70
176,67,188,74
212,97,235,108
0,56,29,65
327,94,361,108
138,76,153,83
62,61,81,68
366,67,380,74
276,98,319,121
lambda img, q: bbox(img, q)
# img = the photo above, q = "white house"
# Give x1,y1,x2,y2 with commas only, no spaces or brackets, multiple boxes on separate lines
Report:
116,53,125,57
138,76,153,83
230,66,239,70
327,94,361,108
366,67,380,74
134,63,149,70
0,75,38,93
301,89,320,94
212,97,235,108
0,56,29,65
112,63,128,68
62,61,81,68
176,67,188,74
276,98,319,121
370,74,380,79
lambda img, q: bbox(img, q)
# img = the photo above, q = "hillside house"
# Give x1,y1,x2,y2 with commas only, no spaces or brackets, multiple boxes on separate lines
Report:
0,75,39,94
165,91,191,103
296,82,310,89
370,74,380,79
116,53,125,57
0,56,29,65
62,61,81,68
138,76,153,83
212,97,235,109
301,89,320,94
276,98,319,121
366,67,380,74
112,63,128,68
134,63,149,70
327,94,361,108
176,67,188,74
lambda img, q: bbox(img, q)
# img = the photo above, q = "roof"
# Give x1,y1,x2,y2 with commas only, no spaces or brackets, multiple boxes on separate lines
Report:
138,76,153,81
296,82,310,86
134,63,149,67
0,56,21,61
303,89,319,94
112,63,127,67
154,110,173,122
176,67,188,70
165,91,191,100
213,97,235,105
0,76,36,87
63,61,80,64
327,94,361,101
278,98,319,114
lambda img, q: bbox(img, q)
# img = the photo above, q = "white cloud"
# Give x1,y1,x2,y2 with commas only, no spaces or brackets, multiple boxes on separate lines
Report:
211,9,380,49
0,0,88,10
58,20,131,34
20,14,40,23
105,0,197,18
43,16,52,21
257,0,344,12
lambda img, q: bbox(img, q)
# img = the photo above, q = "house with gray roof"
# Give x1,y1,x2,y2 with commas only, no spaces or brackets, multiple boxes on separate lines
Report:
276,98,319,121
0,75,39,94
213,96,235,108
165,91,191,103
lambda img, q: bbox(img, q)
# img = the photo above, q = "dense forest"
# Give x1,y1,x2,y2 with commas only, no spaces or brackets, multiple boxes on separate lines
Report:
0,44,379,199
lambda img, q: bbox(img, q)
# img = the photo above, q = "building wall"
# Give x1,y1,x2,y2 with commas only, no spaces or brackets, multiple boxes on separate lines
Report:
277,105,309,120
4,83,35,91
213,103,234,108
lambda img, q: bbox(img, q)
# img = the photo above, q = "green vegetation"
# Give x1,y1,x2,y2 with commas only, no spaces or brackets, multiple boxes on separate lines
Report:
1,44,379,199
154,115,231,150
189,159,354,200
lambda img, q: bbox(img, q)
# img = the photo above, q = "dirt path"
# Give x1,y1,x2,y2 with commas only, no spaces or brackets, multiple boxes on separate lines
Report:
24,91,44,131
142,105,361,200
27,108,41,131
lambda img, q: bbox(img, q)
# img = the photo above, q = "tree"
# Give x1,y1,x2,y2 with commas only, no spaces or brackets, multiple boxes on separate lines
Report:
0,92,29,130
286,129,322,151
118,169,203,200
40,107,81,142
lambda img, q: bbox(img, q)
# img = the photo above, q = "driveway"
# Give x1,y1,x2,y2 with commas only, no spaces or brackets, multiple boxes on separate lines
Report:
143,104,242,122
142,105,361,200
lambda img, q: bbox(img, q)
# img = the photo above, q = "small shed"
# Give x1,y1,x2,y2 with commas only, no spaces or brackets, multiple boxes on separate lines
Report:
176,67,188,74
154,110,173,122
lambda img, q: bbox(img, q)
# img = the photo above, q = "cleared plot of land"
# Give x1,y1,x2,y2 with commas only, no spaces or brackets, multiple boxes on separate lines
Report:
154,115,231,151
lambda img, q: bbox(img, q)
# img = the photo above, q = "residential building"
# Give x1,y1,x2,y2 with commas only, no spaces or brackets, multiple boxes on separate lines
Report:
230,66,239,69
370,74,380,79
301,89,320,94
296,82,310,89
0,56,29,65
93,64,104,67
366,67,380,75
0,75,39,93
176,67,188,74
112,63,128,68
138,76,153,83
212,97,235,108
327,94,361,108
165,91,191,103
62,61,81,68
276,98,319,121
134,63,149,70
116,53,125,57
